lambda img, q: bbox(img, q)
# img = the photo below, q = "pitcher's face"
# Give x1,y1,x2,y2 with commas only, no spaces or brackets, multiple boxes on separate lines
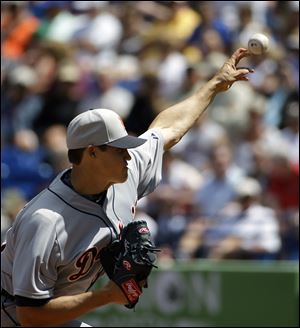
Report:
94,146,132,184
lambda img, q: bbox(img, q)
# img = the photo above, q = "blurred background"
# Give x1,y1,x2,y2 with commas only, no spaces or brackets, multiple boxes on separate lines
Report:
1,1,299,326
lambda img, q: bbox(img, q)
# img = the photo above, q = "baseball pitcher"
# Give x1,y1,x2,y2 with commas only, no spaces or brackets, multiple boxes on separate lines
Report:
1,48,252,326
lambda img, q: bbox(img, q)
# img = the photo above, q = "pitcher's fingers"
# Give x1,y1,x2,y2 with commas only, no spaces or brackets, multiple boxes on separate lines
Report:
237,68,254,75
230,48,250,65
237,67,255,73
237,76,250,81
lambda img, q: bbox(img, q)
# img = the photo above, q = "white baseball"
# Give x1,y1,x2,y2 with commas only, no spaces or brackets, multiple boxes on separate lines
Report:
248,33,269,55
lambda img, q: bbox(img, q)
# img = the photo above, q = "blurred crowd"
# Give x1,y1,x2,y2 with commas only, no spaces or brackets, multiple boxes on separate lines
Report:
1,1,299,262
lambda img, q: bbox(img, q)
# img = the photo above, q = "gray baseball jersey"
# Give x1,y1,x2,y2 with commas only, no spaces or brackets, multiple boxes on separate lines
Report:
1,128,163,303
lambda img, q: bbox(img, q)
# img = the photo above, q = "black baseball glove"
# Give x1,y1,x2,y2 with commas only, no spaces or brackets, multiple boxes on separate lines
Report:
99,220,160,309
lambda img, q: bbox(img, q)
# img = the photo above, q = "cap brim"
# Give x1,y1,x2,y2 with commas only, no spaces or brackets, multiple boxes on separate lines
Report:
107,135,146,149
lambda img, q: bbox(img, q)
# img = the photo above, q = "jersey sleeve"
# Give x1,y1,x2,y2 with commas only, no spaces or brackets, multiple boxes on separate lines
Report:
11,209,60,299
128,128,164,199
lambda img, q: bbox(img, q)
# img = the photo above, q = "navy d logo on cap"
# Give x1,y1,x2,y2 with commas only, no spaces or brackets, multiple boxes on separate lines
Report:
66,109,146,150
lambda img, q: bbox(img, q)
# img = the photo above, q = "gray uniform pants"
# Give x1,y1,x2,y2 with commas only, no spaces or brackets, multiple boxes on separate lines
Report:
1,293,91,327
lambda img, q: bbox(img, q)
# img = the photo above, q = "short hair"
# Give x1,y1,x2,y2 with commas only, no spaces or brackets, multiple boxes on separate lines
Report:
68,148,86,165
68,145,108,165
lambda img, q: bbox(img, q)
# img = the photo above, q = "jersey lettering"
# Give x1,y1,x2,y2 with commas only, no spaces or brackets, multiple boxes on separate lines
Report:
69,247,99,281
118,222,124,239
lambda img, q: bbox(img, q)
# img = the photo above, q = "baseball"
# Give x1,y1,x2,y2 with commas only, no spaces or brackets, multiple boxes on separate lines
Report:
248,33,269,55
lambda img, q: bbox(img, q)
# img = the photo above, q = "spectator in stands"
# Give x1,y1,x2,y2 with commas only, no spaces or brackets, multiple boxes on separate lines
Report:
172,113,229,171
1,130,54,200
278,211,299,260
32,60,82,136
41,124,69,174
194,143,244,219
1,1,40,60
280,101,299,166
1,64,41,142
188,2,232,54
148,151,202,252
234,95,290,175
125,73,160,136
265,152,299,216
202,177,281,260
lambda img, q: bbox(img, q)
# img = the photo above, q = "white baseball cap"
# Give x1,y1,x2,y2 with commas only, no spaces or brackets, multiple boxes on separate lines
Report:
66,108,146,149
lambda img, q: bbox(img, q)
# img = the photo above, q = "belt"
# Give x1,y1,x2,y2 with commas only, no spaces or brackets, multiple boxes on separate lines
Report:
1,289,15,300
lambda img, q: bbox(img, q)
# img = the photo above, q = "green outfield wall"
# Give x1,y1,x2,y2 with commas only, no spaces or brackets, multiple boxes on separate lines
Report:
80,260,299,327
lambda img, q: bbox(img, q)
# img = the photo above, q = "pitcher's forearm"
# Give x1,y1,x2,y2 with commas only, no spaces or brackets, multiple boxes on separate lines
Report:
17,282,125,326
150,77,219,150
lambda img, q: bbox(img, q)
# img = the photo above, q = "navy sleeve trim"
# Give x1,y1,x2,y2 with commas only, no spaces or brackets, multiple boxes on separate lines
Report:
15,295,51,307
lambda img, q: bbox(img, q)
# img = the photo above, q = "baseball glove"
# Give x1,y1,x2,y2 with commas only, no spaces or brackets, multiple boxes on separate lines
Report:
99,220,160,309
